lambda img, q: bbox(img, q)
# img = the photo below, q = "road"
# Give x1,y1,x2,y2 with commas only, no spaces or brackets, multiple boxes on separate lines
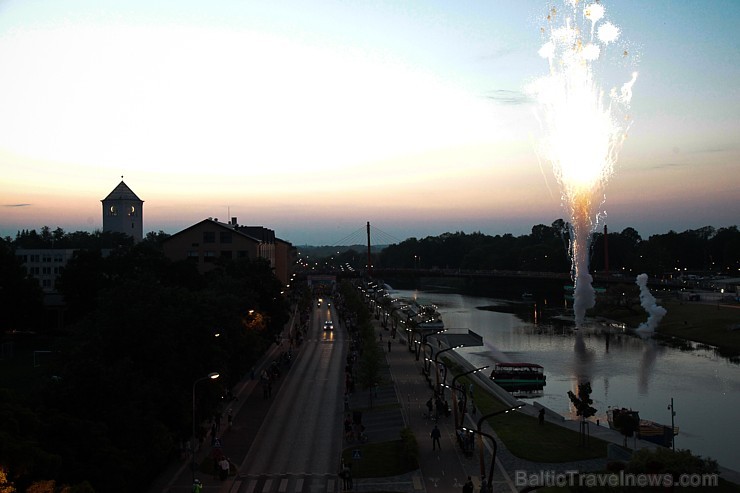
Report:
228,297,347,492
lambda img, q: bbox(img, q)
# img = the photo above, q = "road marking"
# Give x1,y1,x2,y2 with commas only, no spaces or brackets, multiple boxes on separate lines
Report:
230,481,242,493
279,478,289,493
294,478,304,492
263,479,273,492
326,478,335,493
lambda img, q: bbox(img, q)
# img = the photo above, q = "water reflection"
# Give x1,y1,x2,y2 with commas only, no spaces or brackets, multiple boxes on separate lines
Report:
637,339,659,395
572,330,594,384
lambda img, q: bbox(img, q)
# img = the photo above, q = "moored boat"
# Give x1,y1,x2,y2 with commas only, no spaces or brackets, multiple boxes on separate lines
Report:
490,362,546,386
607,407,679,447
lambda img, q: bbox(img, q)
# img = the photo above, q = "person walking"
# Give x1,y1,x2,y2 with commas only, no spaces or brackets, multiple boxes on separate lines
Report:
387,340,391,352
192,479,203,493
480,478,491,493
463,476,474,493
431,424,441,450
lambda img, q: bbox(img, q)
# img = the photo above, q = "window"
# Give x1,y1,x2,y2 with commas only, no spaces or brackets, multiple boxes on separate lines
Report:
220,232,232,244
204,251,216,263
42,267,51,275
203,232,216,243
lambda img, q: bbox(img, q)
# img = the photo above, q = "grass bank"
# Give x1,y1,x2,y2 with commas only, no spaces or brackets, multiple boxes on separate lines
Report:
452,371,609,462
595,299,740,357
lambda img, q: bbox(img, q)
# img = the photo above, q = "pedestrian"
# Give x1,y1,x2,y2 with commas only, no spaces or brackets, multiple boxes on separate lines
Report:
192,478,203,493
387,340,391,352
431,424,441,450
463,476,474,493
538,407,545,425
480,478,491,493
219,456,230,480
426,398,433,418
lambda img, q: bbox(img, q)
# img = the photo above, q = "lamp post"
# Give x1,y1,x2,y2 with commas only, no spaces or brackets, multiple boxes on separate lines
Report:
192,372,220,481
668,397,676,451
450,366,489,429
434,345,464,391
462,404,525,487
416,328,446,361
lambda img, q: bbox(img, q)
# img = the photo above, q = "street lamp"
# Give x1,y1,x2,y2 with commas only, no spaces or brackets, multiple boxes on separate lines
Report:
668,398,676,451
416,328,446,361
462,404,525,486
192,372,220,481
450,366,489,428
434,345,464,391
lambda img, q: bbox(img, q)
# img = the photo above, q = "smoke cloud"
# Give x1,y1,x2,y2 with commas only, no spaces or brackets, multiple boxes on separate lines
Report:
635,273,667,333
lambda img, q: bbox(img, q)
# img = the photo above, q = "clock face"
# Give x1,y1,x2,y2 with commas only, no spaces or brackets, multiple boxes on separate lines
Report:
110,205,117,214
129,205,135,214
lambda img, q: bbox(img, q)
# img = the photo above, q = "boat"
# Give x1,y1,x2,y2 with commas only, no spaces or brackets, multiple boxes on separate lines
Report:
489,362,546,386
607,407,679,447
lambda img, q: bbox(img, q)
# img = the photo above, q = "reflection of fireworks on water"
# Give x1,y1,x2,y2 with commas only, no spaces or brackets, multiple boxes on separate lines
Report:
528,1,637,327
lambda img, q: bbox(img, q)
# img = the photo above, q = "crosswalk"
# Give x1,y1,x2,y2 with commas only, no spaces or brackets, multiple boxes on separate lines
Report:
227,474,343,493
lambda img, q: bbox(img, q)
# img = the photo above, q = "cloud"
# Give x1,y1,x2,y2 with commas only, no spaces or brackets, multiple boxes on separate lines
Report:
644,162,689,170
3,203,31,207
486,89,530,105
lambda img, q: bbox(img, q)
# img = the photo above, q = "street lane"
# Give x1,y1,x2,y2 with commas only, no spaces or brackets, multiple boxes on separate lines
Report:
236,297,347,477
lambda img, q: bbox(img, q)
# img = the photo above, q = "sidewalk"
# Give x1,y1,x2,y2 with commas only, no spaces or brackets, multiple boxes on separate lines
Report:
148,309,299,493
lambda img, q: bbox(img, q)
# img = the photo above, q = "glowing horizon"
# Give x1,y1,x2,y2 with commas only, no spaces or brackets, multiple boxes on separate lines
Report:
0,1,738,246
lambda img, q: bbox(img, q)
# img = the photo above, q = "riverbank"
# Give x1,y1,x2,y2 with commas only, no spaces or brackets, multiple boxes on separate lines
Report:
592,298,740,358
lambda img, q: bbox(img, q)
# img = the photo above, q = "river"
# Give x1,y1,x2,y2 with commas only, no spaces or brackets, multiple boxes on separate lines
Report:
389,287,740,472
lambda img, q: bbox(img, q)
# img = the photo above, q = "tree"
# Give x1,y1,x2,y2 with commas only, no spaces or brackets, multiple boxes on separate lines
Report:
567,381,596,446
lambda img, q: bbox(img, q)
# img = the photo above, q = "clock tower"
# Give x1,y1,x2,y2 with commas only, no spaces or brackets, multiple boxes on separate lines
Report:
102,180,144,242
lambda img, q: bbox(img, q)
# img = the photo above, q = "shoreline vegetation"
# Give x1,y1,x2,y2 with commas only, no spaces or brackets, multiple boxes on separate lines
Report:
594,299,740,358
479,296,740,359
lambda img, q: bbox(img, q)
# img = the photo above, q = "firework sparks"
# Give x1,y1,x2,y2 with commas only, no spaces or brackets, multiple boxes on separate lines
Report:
528,1,637,327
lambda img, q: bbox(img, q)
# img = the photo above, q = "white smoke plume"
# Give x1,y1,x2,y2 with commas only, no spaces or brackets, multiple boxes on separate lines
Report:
635,273,667,333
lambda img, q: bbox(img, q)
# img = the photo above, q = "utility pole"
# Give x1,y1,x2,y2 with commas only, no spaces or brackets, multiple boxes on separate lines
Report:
367,221,372,277
604,224,609,276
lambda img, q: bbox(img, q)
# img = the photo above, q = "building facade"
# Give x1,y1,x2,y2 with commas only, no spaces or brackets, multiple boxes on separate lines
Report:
101,181,144,242
15,248,77,292
162,217,294,286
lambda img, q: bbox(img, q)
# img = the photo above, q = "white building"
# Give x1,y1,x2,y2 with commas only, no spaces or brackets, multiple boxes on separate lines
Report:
101,180,144,242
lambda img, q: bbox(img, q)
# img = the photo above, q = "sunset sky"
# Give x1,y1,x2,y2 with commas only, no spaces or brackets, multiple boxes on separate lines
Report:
1,0,738,246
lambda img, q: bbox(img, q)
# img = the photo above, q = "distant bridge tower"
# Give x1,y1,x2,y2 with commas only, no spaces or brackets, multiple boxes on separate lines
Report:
367,221,372,277
603,224,609,276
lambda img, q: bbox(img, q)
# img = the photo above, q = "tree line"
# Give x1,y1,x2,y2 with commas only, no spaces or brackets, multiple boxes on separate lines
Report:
373,222,739,277
0,230,290,492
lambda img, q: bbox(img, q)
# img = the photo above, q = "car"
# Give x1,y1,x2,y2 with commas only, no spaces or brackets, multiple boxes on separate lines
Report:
323,321,334,330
